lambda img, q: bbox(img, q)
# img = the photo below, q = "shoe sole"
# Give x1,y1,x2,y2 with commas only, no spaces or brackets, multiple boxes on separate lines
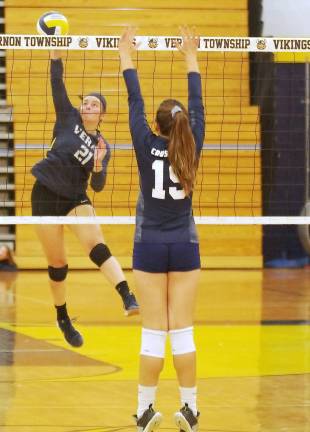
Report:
174,412,196,432
141,412,162,432
124,308,140,317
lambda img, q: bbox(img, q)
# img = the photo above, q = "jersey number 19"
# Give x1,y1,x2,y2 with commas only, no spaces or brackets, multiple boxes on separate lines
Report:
152,159,185,200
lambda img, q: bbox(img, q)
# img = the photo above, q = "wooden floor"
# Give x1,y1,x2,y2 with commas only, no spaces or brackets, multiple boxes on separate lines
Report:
0,268,309,431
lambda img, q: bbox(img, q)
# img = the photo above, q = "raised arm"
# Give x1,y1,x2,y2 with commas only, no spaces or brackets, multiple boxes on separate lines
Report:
118,28,136,73
177,27,205,153
119,28,152,149
50,50,74,119
177,26,200,74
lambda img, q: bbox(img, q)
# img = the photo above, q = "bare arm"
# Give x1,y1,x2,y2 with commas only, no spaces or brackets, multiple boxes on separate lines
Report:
177,26,200,73
118,27,136,72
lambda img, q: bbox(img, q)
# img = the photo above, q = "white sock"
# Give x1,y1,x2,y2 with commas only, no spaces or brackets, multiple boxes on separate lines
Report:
179,386,198,416
137,385,157,418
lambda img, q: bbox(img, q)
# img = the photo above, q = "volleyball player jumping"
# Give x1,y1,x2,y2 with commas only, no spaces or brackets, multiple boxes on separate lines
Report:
119,26,204,432
31,50,139,348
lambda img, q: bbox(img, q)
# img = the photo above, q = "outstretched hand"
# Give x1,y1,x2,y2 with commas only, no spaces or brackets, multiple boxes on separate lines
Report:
177,26,200,73
119,27,137,56
119,27,137,71
50,50,61,60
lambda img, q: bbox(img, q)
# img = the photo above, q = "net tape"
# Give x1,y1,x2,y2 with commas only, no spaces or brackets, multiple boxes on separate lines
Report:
1,216,310,225
0,35,310,52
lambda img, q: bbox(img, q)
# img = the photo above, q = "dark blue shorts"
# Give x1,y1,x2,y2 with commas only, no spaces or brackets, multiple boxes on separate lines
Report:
31,180,92,216
133,242,201,273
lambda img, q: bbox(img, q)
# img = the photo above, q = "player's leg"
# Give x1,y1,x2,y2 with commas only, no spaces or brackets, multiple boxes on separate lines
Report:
132,242,171,429
167,243,201,431
67,204,138,315
168,270,200,432
35,224,83,347
133,264,168,431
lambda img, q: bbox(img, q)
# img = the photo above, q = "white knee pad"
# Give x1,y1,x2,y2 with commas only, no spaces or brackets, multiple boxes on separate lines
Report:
140,328,167,358
169,326,196,355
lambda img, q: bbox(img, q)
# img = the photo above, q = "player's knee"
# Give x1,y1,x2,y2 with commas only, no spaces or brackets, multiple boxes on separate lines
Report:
169,326,196,355
48,264,68,282
140,328,168,359
89,243,112,267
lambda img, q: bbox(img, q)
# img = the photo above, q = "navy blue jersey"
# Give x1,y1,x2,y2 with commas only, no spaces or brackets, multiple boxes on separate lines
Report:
32,59,111,199
123,69,205,243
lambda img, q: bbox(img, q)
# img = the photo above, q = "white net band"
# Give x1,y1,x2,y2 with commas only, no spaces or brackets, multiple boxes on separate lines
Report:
1,216,310,225
0,35,310,52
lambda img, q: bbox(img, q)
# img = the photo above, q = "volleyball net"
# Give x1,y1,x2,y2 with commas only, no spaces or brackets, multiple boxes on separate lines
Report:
0,35,310,225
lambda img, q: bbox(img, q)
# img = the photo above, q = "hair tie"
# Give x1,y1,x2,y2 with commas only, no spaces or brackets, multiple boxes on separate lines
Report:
171,105,182,118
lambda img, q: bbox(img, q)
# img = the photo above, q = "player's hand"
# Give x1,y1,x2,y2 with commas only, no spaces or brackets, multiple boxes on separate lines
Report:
119,27,137,57
50,50,62,60
177,26,199,58
177,26,200,73
119,27,138,71
93,136,107,171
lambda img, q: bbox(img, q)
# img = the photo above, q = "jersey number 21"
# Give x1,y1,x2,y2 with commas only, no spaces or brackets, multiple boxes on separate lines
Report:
74,144,93,166
152,160,185,200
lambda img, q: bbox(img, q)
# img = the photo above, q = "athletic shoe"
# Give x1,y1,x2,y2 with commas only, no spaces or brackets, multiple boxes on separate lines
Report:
133,404,162,432
174,403,200,432
122,291,139,316
57,318,83,347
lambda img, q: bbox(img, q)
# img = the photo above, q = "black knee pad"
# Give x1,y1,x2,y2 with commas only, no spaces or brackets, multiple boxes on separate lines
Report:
89,243,112,267
48,264,68,282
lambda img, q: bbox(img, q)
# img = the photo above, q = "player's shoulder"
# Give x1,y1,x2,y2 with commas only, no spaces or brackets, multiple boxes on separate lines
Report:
141,135,168,160
55,106,78,125
148,133,166,147
150,134,168,146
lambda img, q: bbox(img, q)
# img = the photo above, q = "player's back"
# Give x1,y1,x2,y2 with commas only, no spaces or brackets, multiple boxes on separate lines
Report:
123,68,205,243
135,132,194,238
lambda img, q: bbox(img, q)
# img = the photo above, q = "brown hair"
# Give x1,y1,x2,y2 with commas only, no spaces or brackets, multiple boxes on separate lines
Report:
0,245,16,266
155,99,197,196
6,247,16,265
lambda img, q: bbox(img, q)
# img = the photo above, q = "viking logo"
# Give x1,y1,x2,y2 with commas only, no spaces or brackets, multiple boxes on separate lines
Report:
79,37,88,48
148,37,158,49
257,39,267,50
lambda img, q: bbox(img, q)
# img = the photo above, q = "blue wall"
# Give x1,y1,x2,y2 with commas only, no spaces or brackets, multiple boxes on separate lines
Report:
263,63,308,266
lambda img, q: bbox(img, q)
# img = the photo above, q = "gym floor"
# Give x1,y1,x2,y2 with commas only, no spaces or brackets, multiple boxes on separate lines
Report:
0,268,309,431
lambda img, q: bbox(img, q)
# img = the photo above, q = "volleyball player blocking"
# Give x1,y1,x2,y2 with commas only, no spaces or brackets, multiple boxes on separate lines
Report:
119,26,205,432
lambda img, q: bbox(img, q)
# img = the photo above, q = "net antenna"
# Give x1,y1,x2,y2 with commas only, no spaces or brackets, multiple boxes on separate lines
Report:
298,61,310,253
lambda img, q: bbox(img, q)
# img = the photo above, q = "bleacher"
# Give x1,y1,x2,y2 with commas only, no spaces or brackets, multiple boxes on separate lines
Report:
4,0,262,268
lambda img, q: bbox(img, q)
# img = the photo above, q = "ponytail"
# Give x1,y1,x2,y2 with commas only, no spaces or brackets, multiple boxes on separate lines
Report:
156,99,197,196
